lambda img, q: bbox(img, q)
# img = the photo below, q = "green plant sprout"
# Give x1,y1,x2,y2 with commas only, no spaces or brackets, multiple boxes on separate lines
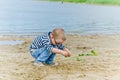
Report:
78,50,98,56
76,56,85,61
76,50,98,61
91,50,98,56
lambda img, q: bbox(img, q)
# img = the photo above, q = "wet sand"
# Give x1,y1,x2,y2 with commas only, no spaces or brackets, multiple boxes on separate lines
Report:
0,34,120,80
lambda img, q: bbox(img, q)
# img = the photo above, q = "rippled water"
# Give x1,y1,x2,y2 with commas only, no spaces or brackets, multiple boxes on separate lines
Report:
0,0,120,35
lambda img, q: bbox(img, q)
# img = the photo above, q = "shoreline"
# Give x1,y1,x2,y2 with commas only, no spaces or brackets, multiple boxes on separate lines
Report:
1,32,120,36
47,0,120,6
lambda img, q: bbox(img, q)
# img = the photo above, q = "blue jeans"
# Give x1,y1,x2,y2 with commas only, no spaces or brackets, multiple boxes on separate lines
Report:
30,48,56,65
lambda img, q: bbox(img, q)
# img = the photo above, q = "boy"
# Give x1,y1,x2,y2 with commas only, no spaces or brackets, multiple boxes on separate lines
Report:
29,28,71,66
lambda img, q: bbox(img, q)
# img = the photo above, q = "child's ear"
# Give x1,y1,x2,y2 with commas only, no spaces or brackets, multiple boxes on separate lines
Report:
50,33,54,38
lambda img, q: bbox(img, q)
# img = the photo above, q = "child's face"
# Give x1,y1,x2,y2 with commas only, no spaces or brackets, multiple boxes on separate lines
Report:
50,33,65,45
54,38,64,45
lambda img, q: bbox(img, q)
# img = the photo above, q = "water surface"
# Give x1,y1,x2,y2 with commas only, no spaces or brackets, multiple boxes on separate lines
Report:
0,0,120,35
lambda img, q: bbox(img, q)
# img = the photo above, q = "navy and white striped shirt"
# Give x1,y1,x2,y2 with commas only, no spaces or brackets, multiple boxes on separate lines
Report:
29,32,65,52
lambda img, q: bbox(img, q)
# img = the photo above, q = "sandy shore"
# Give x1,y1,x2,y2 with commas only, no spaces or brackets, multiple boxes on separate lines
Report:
0,34,120,80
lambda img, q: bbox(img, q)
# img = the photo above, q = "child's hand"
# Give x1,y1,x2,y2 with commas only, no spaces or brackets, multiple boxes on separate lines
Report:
67,52,71,57
61,51,69,57
62,51,71,57
64,48,71,57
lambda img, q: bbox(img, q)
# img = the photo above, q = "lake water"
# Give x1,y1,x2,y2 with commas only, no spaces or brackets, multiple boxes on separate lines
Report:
0,0,120,35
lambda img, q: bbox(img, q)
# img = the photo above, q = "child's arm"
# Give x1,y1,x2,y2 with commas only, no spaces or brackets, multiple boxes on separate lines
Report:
51,48,69,57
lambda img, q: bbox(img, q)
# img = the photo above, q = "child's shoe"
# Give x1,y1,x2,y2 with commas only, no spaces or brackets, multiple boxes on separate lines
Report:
43,62,59,66
34,62,44,67
51,62,59,66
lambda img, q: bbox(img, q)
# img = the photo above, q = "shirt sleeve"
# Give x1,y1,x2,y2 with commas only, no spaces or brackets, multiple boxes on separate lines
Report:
42,40,54,52
58,44,65,50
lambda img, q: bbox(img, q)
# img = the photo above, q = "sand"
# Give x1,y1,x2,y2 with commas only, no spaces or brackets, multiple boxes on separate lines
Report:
0,34,120,80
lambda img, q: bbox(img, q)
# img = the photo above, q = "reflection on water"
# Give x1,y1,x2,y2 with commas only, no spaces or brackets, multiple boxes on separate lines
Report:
0,0,120,35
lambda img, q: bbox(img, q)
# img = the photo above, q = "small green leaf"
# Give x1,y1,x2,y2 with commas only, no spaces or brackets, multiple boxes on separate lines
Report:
91,50,98,56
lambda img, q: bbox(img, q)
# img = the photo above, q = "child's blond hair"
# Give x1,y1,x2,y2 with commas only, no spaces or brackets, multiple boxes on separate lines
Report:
52,28,66,41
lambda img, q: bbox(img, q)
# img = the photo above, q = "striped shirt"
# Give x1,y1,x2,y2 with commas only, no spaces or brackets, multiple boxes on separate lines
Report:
29,32,65,52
